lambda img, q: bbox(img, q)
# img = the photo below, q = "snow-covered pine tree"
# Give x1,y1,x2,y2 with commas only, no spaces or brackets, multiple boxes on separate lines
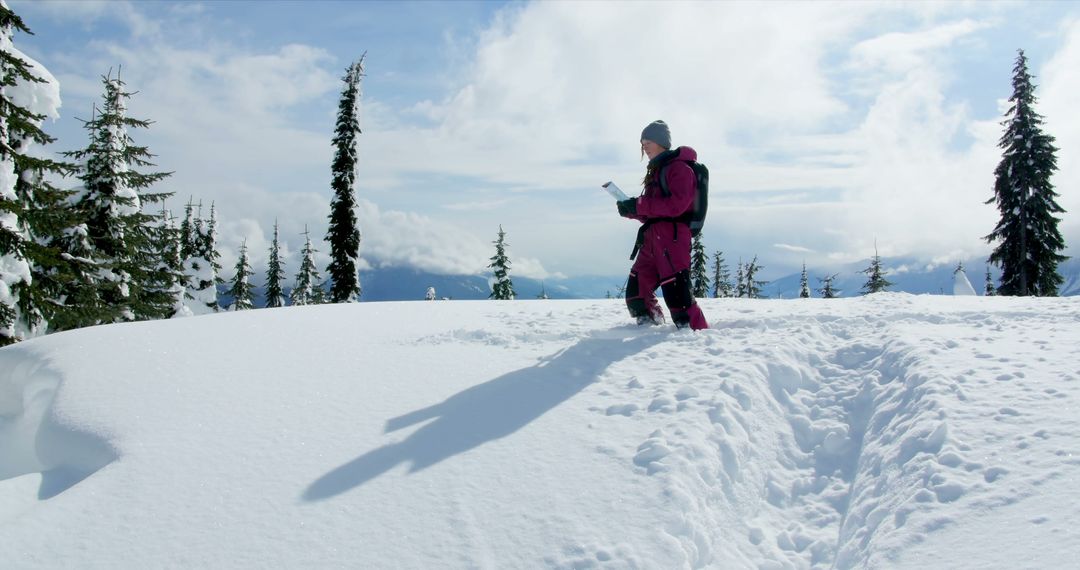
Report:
62,70,172,322
182,202,221,315
860,243,893,295
984,49,1067,297
155,206,189,317
291,227,324,306
743,255,769,299
711,250,732,298
264,220,286,308
179,198,195,260
817,273,839,299
0,5,78,343
984,265,996,296
227,240,254,311
325,55,365,304
735,259,745,298
953,261,977,296
799,263,811,298
488,225,514,300
425,286,436,301
691,233,709,298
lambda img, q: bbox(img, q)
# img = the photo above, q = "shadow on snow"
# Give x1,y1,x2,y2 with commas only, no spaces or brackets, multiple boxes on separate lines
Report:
302,332,654,501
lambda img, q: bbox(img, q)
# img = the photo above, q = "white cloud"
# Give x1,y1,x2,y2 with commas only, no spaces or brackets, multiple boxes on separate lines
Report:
25,0,1080,282
351,2,1028,276
774,244,815,254
1040,18,1080,257
18,0,160,38
356,199,551,279
849,19,988,75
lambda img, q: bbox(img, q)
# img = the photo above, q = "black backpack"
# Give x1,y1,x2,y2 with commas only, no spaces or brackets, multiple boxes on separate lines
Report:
658,161,709,237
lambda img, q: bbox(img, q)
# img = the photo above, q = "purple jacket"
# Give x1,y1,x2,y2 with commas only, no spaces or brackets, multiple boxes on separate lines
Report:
634,146,698,223
626,146,697,259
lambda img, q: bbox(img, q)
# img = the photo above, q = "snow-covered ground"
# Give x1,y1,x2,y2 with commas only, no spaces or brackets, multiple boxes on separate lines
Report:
2,294,1079,569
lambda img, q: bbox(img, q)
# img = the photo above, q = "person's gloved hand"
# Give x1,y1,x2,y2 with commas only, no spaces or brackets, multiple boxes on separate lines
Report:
617,198,638,218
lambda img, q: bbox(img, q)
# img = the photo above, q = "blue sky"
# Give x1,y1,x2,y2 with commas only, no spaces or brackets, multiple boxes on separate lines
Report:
10,0,1080,282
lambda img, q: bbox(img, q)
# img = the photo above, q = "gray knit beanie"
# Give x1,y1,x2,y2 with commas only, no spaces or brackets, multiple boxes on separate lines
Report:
641,120,672,149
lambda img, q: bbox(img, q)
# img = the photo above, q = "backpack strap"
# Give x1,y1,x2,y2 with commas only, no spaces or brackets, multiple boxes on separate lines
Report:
658,165,671,197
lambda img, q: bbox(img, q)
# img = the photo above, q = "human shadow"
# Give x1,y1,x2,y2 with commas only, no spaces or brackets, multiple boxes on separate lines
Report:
302,332,654,501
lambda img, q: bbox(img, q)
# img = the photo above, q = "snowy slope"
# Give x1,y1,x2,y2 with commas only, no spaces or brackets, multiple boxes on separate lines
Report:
2,296,1079,568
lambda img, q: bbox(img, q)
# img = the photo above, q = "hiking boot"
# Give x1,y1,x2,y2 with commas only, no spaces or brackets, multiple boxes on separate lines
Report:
636,313,664,326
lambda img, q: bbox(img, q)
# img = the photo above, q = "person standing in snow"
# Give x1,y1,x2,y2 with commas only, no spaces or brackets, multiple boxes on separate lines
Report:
616,120,709,330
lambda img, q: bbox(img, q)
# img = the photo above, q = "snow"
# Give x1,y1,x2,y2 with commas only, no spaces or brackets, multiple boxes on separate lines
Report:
2,295,1080,568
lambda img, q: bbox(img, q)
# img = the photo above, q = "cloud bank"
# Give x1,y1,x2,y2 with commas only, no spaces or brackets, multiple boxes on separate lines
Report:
16,0,1080,281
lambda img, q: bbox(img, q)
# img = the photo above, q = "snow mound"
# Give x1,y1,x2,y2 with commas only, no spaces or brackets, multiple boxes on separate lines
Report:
0,352,118,510
1,296,1079,568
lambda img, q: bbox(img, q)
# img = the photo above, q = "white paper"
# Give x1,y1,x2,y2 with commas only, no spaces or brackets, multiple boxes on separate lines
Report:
602,181,630,201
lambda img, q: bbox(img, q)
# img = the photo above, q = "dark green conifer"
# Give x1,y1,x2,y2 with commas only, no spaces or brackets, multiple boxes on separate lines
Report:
985,49,1067,296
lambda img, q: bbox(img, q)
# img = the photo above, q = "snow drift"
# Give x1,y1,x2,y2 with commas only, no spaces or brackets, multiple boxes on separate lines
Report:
2,295,1079,568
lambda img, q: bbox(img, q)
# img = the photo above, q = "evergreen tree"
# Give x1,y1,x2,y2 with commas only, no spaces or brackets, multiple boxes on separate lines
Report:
735,259,746,298
1,6,78,343
291,227,324,306
62,70,173,323
264,220,286,308
743,255,769,299
860,243,893,295
227,240,254,311
179,198,196,259
817,274,840,299
691,233,709,298
325,56,365,303
984,265,996,296
181,201,221,315
155,206,188,317
984,49,1067,296
711,250,732,298
488,225,515,300
799,263,811,298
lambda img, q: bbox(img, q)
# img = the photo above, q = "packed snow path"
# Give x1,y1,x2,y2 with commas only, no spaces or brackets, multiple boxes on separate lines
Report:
1,295,1079,568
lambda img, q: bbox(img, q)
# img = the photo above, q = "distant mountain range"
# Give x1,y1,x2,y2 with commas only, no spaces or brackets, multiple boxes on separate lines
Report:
760,256,1080,299
220,255,1079,308
359,266,624,301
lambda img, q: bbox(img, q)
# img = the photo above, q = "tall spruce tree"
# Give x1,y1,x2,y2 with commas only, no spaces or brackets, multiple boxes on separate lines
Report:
62,71,172,323
860,243,893,295
1,6,78,343
488,225,515,300
711,250,732,298
291,227,324,306
691,233,709,298
227,240,254,311
264,220,286,308
984,265,996,296
817,274,839,299
799,263,811,298
984,49,1067,296
325,56,365,303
